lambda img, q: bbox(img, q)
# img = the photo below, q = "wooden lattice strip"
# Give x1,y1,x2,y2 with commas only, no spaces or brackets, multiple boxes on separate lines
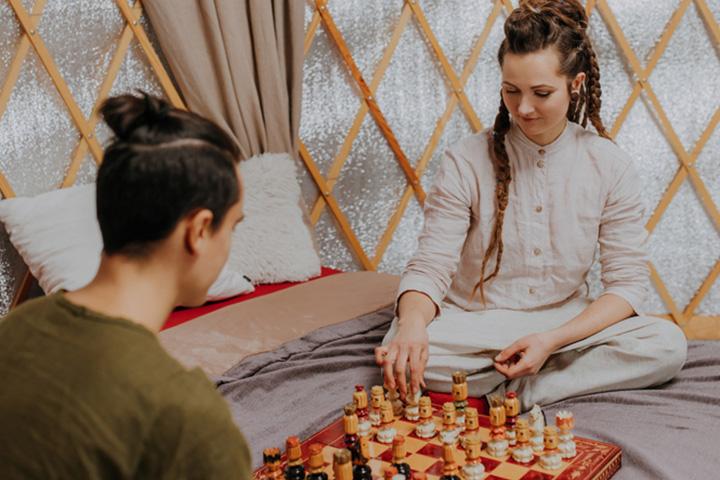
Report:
648,261,686,326
309,3,414,225
694,0,720,47
114,0,185,109
62,2,144,187
684,260,720,318
299,141,373,270
8,0,105,163
315,0,426,203
406,0,483,132
304,10,322,56
371,0,514,265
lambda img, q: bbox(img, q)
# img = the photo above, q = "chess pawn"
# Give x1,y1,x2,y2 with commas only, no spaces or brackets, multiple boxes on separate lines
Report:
415,396,437,439
391,436,411,479
451,371,468,428
387,386,405,417
461,434,485,480
306,444,329,480
376,400,397,444
511,418,534,464
528,404,546,453
284,436,305,480
369,385,385,427
334,449,354,480
539,426,563,471
486,396,509,458
504,391,520,446
404,389,421,421
351,435,372,480
353,386,372,438
459,407,479,449
439,402,460,446
344,403,360,450
262,447,283,480
439,444,462,480
556,410,577,459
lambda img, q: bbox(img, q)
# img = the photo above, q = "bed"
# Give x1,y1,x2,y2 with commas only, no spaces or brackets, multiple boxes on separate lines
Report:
159,270,720,479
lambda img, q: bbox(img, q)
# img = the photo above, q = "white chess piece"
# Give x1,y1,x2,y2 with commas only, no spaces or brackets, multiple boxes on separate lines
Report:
528,404,545,453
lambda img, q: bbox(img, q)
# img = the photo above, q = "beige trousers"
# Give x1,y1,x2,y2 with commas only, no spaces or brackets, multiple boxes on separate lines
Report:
382,297,688,411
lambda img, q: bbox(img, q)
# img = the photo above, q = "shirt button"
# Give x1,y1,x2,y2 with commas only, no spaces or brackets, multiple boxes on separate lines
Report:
536,159,545,168
533,248,542,256
529,287,536,294
535,205,543,213
538,149,546,155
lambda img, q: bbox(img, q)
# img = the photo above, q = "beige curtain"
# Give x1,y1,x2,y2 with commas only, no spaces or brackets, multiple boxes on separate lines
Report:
144,0,305,159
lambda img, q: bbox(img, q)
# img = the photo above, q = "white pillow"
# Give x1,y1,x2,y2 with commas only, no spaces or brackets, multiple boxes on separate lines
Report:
229,152,321,283
0,184,254,302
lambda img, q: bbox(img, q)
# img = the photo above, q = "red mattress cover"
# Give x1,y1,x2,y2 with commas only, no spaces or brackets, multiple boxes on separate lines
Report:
162,267,341,331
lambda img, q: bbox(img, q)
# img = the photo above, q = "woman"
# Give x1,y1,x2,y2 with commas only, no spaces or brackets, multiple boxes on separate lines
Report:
376,0,686,411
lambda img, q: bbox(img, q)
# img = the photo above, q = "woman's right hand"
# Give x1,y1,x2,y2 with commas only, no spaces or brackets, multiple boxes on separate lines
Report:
374,313,429,400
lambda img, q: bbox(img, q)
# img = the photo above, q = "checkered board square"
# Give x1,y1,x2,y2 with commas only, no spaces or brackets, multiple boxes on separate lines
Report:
253,403,622,480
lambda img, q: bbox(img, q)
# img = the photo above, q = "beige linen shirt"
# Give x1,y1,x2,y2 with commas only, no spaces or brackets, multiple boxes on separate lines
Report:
398,121,649,316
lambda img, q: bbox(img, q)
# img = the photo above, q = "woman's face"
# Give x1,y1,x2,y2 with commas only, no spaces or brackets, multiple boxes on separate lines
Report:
501,47,584,145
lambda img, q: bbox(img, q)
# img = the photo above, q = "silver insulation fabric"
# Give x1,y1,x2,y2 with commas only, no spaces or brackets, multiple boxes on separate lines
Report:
0,0,718,317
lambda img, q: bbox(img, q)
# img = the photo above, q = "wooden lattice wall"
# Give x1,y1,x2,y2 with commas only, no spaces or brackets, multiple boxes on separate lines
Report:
1,0,718,338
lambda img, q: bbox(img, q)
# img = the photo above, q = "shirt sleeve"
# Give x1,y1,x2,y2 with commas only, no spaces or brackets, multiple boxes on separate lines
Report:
598,160,650,315
396,149,473,316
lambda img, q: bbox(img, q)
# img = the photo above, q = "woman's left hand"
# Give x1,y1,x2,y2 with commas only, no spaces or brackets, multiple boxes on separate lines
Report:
493,332,558,380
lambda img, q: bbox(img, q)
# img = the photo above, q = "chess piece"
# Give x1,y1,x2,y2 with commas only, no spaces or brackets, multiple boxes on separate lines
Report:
353,436,372,479
556,410,577,459
415,396,437,439
528,404,545,453
334,449,354,480
351,436,372,480
353,386,372,438
343,403,359,450
439,444,462,480
511,418,534,464
504,391,520,446
391,436,411,479
404,389,421,421
387,386,404,417
284,436,305,480
376,400,397,444
369,385,385,427
486,395,509,458
459,407,479,449
306,444,329,480
439,402,460,445
383,466,405,480
539,426,563,470
451,371,468,428
262,447,283,480
461,434,485,480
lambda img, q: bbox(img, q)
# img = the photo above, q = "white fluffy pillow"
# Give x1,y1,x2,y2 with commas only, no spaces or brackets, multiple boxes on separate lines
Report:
230,152,321,283
0,184,254,301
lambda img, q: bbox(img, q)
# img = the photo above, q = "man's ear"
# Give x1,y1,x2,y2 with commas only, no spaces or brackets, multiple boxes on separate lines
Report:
183,209,214,255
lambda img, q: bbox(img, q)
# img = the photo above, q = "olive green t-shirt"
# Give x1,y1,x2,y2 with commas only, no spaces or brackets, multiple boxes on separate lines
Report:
0,293,251,479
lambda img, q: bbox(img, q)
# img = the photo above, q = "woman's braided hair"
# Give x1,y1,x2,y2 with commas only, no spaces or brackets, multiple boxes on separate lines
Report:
471,0,610,304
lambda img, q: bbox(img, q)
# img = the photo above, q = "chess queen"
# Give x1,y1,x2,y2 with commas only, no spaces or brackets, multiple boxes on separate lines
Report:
374,0,686,414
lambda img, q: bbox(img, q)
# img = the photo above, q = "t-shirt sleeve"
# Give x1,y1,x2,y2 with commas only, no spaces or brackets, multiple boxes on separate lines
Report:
144,373,252,480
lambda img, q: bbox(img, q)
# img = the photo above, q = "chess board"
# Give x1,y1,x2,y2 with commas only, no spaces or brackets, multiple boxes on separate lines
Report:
253,402,621,480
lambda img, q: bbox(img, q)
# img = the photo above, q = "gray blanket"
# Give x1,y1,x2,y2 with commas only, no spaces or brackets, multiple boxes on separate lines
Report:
217,307,720,479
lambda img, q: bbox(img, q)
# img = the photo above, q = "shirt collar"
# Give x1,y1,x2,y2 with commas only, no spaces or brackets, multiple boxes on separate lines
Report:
507,119,576,155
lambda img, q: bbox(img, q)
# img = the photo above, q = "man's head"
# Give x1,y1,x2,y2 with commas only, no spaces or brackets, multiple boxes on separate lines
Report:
97,92,244,305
